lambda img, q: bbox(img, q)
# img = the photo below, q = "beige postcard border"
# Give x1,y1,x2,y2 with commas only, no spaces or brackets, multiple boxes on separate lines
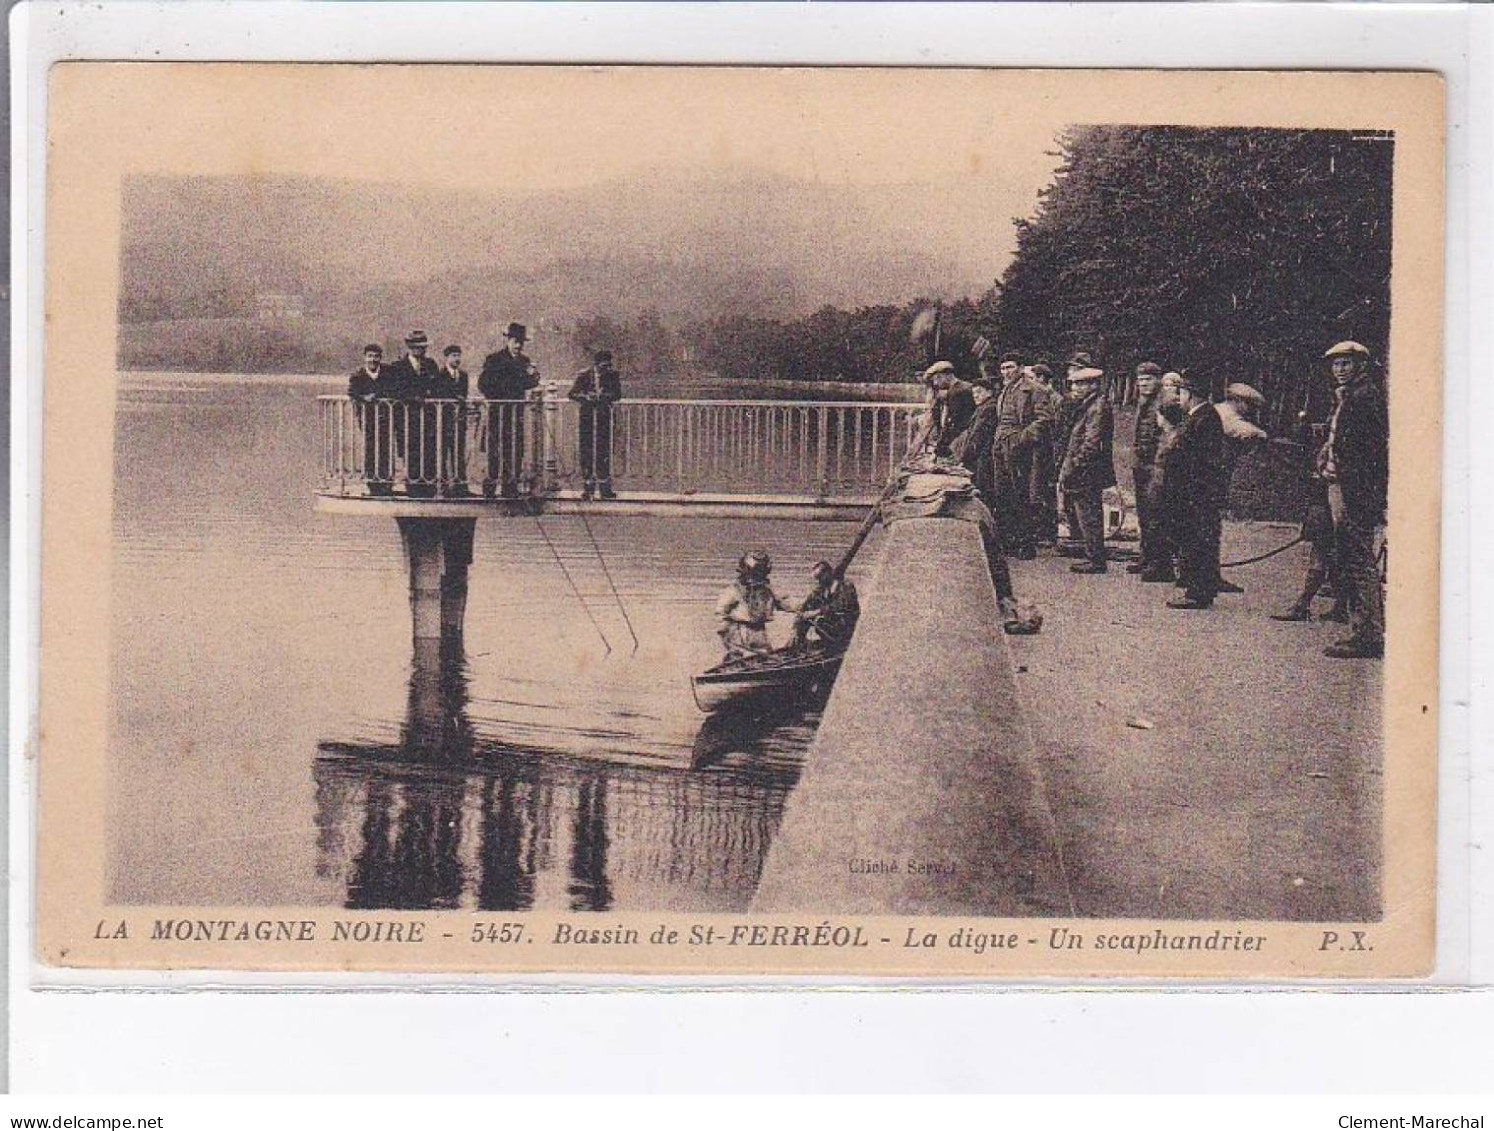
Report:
34,65,1442,978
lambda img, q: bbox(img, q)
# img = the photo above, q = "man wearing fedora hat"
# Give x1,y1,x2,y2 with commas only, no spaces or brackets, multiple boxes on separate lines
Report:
388,330,442,495
479,322,541,498
1157,369,1228,609
1317,340,1387,659
388,329,441,396
1057,364,1115,573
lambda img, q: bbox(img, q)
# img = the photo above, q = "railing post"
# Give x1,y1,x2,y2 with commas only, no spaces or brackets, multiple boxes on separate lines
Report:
539,382,562,495
815,406,829,500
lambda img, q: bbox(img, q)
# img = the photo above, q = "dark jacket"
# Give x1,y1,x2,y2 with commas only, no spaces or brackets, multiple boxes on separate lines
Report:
1050,394,1078,470
382,354,442,401
950,397,1001,500
993,373,1055,451
478,349,540,401
1159,401,1228,513
433,365,469,400
928,383,976,458
1133,392,1163,468
1059,391,1117,491
348,364,391,401
1323,377,1388,525
568,363,623,406
797,578,861,647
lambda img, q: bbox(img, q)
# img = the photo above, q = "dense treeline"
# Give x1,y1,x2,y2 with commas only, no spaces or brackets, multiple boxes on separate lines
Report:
576,126,1394,418
571,298,993,385
990,126,1393,425
679,299,990,385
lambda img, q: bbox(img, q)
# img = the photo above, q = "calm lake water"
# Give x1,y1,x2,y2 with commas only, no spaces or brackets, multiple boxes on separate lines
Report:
108,373,885,913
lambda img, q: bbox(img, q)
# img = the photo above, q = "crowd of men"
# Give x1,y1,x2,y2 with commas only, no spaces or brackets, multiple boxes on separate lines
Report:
347,324,625,501
917,340,1388,660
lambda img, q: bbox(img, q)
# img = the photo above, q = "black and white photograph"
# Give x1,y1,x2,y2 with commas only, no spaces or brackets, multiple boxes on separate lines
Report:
34,64,1441,976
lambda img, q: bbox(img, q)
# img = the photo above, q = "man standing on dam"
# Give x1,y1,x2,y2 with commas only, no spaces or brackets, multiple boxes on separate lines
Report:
989,349,1055,560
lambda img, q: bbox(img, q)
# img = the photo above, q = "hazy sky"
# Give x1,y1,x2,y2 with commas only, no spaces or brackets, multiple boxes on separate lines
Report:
66,64,1067,190
59,64,1075,287
58,65,1440,309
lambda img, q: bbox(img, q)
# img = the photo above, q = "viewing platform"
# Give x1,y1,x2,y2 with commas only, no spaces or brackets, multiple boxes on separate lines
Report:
316,392,920,519
315,390,921,642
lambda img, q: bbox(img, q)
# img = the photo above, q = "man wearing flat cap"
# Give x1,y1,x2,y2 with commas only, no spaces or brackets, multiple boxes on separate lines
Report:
1128,361,1170,579
1156,369,1228,609
1052,354,1096,549
479,322,541,497
1024,362,1062,542
1210,382,1271,593
949,358,1001,501
1317,340,1387,659
916,360,977,459
1058,365,1116,573
989,350,1055,559
568,349,624,500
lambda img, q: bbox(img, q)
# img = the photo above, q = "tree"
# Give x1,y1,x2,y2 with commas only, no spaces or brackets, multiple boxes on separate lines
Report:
990,126,1393,425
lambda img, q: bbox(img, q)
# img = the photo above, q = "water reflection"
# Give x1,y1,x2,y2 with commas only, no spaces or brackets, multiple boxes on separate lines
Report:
689,685,834,770
315,638,807,913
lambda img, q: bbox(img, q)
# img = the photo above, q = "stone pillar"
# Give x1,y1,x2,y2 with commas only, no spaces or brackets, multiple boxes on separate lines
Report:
440,520,474,640
397,517,476,643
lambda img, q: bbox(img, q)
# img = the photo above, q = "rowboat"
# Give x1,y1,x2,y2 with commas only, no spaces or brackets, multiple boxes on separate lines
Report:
690,644,846,714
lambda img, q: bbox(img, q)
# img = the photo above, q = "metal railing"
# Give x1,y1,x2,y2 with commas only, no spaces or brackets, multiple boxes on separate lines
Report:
319,391,923,501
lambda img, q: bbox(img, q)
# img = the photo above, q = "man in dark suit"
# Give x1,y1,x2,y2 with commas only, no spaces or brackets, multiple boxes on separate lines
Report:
1159,370,1228,609
348,343,394,494
478,322,541,497
387,330,442,495
436,345,470,495
568,349,623,499
1058,365,1116,573
1318,340,1388,659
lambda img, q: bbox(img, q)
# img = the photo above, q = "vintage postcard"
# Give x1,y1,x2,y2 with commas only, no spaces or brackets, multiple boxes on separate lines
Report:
33,64,1441,978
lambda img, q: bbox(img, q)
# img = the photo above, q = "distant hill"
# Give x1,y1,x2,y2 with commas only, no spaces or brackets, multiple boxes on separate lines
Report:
117,170,1018,372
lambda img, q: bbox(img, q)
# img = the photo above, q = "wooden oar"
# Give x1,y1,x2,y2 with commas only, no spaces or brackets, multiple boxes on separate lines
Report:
834,472,906,577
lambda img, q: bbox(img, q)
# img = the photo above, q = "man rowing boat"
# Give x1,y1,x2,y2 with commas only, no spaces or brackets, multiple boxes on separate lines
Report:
789,561,861,651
